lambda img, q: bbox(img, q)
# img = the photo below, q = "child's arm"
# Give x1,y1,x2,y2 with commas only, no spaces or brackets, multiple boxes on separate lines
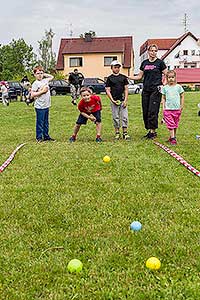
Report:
105,87,117,105
43,73,54,82
31,85,48,98
161,94,166,110
80,112,96,122
180,92,184,110
97,96,102,110
122,85,129,107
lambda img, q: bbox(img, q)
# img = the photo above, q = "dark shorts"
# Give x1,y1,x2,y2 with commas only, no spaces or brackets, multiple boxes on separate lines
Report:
76,110,101,125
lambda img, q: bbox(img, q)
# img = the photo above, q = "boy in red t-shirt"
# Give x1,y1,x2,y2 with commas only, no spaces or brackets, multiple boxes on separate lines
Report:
69,87,102,142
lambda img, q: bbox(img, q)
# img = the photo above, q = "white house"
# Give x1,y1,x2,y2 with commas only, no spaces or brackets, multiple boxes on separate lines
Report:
140,32,200,70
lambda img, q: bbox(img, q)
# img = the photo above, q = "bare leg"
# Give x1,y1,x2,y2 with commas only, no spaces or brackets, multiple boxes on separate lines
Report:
72,124,81,136
122,127,128,134
96,122,102,136
169,129,175,138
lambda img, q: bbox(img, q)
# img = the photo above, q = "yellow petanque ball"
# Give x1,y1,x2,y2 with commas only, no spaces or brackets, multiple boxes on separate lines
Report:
146,257,161,270
67,259,83,273
103,155,111,163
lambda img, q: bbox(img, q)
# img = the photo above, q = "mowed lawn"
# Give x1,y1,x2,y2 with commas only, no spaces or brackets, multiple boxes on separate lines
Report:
0,93,199,300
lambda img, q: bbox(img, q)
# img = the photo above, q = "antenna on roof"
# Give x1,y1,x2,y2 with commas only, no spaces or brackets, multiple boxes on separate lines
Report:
67,23,73,37
182,13,189,33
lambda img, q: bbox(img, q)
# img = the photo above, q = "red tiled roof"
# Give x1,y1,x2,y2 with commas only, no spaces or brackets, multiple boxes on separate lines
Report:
175,68,200,83
56,36,133,70
161,32,198,60
140,39,177,56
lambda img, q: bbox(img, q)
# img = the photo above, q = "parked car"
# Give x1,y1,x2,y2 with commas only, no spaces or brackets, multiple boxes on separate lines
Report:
128,80,140,94
8,81,23,96
49,80,70,96
82,78,106,94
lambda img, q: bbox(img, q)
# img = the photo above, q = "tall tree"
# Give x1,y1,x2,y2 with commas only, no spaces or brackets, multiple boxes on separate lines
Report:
0,39,36,80
38,28,56,72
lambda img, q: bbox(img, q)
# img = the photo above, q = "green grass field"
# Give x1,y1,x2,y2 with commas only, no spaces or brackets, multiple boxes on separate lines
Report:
0,93,200,300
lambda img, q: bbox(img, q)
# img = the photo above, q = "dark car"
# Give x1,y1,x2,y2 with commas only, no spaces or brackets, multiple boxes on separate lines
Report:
8,81,23,96
82,78,106,94
49,80,70,96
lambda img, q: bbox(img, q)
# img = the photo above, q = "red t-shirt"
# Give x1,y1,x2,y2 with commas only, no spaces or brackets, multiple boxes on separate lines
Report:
78,95,101,113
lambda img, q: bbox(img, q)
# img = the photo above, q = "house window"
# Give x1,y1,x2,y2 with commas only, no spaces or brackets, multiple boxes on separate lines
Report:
104,56,117,66
183,50,188,55
191,50,196,56
69,57,83,67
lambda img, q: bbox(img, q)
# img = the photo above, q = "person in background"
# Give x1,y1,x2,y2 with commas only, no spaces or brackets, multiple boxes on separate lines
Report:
130,44,167,139
105,60,130,140
21,75,31,102
68,69,84,105
0,81,9,106
162,70,184,145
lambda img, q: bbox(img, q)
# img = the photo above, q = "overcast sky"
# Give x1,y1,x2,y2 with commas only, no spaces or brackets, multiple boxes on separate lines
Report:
1,0,199,71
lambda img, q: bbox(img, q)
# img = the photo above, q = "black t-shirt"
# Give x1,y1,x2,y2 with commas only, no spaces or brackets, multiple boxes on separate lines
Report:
140,58,166,91
69,73,81,86
105,74,129,101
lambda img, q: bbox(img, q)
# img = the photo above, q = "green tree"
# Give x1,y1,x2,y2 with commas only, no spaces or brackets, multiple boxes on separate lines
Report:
0,39,37,80
38,28,56,72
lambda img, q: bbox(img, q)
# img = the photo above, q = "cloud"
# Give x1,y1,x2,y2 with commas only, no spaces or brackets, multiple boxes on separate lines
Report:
0,0,199,70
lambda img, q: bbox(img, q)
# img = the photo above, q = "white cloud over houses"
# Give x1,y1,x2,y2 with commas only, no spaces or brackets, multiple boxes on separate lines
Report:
0,0,199,70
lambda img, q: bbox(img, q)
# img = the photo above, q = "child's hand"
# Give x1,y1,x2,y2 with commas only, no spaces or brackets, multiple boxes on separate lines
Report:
122,101,127,108
89,115,96,122
39,85,48,94
112,100,118,105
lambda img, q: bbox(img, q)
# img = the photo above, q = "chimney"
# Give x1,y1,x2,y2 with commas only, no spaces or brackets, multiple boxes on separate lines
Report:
84,33,92,42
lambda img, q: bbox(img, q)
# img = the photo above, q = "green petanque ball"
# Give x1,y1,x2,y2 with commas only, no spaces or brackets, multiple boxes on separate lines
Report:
67,259,83,273
116,100,121,106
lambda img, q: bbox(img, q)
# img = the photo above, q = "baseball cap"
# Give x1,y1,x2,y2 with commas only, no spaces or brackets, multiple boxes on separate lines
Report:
110,60,121,67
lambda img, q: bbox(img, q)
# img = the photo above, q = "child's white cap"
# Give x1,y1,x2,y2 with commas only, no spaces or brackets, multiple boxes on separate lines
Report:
110,60,121,67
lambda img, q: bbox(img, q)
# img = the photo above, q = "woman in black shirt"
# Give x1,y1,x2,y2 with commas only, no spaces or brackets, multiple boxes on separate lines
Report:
131,44,167,139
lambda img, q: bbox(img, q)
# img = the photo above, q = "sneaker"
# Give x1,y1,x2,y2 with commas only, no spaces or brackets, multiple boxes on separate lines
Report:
71,100,77,106
96,137,102,143
36,139,43,143
148,132,157,140
115,132,120,140
69,136,76,143
44,137,56,142
170,137,177,145
7,102,9,106
142,131,151,139
123,133,131,140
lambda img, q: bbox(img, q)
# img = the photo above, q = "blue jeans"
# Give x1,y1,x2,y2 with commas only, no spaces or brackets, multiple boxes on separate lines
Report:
35,108,50,140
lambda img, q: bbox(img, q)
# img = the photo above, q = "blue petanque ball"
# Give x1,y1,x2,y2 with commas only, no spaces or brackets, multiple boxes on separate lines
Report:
130,221,142,231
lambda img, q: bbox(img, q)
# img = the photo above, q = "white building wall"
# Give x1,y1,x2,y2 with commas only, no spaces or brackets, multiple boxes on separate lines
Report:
140,35,200,69
164,36,200,69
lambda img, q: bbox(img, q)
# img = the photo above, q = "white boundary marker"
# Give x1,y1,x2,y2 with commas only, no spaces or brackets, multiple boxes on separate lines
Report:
154,141,200,177
0,143,26,173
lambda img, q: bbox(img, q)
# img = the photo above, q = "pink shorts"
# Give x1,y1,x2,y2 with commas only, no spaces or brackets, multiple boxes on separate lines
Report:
163,109,182,130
